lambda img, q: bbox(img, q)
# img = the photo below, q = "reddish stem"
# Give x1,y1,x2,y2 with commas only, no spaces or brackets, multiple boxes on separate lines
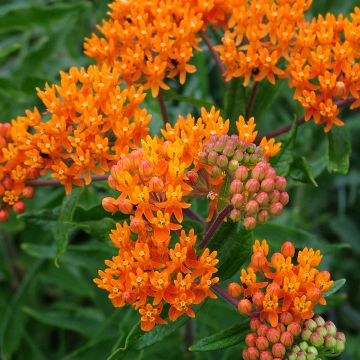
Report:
26,174,108,186
158,89,169,125
256,97,355,142
200,205,233,249
246,82,259,118
212,284,237,307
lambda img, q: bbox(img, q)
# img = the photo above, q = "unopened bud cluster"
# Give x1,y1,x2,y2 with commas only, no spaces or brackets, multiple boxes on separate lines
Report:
287,315,346,359
242,315,345,359
199,135,288,230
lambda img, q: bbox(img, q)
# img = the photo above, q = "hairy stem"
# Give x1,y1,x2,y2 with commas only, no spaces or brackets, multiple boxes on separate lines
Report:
183,208,205,226
246,82,259,118
200,205,233,249
26,174,109,187
212,284,237,307
158,89,169,125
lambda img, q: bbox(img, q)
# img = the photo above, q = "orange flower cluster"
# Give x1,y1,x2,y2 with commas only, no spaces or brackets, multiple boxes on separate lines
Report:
84,0,231,96
218,1,360,131
229,240,333,327
95,108,288,331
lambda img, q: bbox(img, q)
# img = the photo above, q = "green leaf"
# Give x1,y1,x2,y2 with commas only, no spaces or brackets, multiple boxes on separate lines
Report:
0,43,21,58
324,279,346,298
73,217,117,242
0,3,91,34
224,78,247,133
326,126,351,174
271,120,297,176
208,222,253,280
290,155,318,186
53,188,83,266
189,321,249,352
162,89,214,109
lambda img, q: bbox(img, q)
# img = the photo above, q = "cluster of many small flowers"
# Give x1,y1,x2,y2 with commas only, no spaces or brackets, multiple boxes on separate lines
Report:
84,0,232,96
242,314,345,359
217,0,360,131
0,123,36,221
228,240,333,327
0,65,150,201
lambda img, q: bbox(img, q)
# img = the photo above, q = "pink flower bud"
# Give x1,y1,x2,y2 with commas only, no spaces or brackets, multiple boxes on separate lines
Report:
267,283,280,296
306,287,322,303
266,167,276,179
118,157,132,171
272,343,285,358
252,163,267,180
301,328,312,341
251,252,267,269
246,333,257,347
186,171,199,185
313,315,325,327
235,165,249,181
229,209,242,222
246,179,260,194
238,299,252,314
230,179,243,194
280,311,293,325
130,217,146,234
27,167,40,180
252,291,265,306
231,194,245,209
281,241,295,258
270,252,284,267
211,166,223,178
149,176,164,192
324,335,336,349
256,336,269,351
233,149,244,162
269,202,283,216
2,177,13,190
256,192,269,206
310,332,324,347
279,192,289,206
269,190,280,203
243,216,257,230
261,178,275,192
242,349,250,360
23,186,35,199
266,328,281,343
199,151,208,163
258,324,270,337
247,347,260,360
0,209,9,222
335,339,345,353
276,323,286,333
317,326,327,337
228,282,242,298
280,331,294,346
13,201,25,214
325,321,337,337
102,197,118,213
304,319,317,331
118,199,134,214
223,144,235,157
287,322,302,336
258,209,270,224
217,154,228,169
207,150,218,165
260,351,273,360
275,176,287,191
250,317,261,331
336,332,346,342
228,159,239,172
246,200,259,216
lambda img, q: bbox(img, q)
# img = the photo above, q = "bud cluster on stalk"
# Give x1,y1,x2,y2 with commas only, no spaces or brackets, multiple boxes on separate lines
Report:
199,134,288,230
242,315,345,360
287,315,346,359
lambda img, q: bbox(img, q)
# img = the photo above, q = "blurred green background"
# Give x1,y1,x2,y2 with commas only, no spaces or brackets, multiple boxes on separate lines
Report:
0,1,360,359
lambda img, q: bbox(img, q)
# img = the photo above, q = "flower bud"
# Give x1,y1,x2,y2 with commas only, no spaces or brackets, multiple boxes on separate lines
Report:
324,335,336,349
280,312,293,325
269,202,283,216
0,209,9,222
307,287,322,303
335,339,345,353
243,216,257,230
118,199,134,214
281,241,295,258
139,159,153,179
266,328,281,343
258,324,270,337
199,151,208,163
217,155,228,169
257,209,269,224
228,159,239,172
223,144,235,157
211,166,223,178
256,192,269,206
214,139,226,153
336,332,346,342
242,349,250,360
310,332,324,347
267,283,280,296
149,176,164,192
229,209,242,222
279,192,289,206
299,341,309,351
2,177,13,190
259,350,273,360
102,197,118,213
301,328,312,341
276,323,286,333
261,178,275,192
280,331,294,347
296,351,306,360
307,350,318,360
130,217,146,234
246,179,260,194
233,149,244,162
272,343,285,358
235,165,249,181
304,319,317,331
247,347,260,360
27,167,40,179
252,291,265,306
246,200,259,216
245,333,257,347
238,299,252,314
325,321,337,337
270,252,284,267
231,194,245,209
313,315,325,327
265,167,276,179
22,186,35,199
287,352,297,360
307,346,318,356
287,322,302,336
207,150,218,165
228,282,242,298
186,171,198,186
269,190,280,203
335,81,346,97
256,336,269,351
251,252,267,269
13,201,25,214
291,345,301,354
118,157,132,171
250,317,262,331
275,176,287,191
252,164,267,180
230,179,243,194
